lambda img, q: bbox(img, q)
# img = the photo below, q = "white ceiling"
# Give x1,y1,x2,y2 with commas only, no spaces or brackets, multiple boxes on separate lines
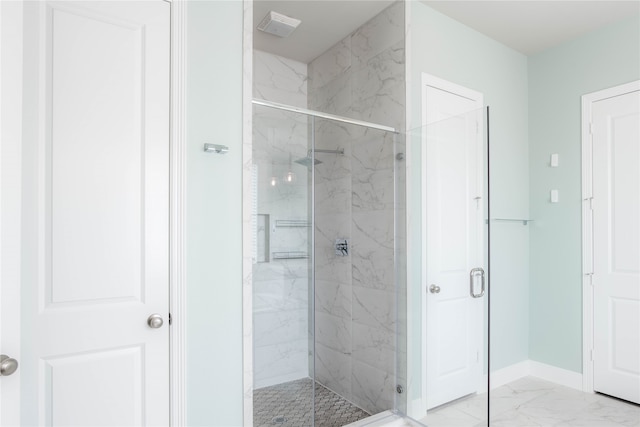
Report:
254,0,395,63
423,1,640,55
254,0,639,63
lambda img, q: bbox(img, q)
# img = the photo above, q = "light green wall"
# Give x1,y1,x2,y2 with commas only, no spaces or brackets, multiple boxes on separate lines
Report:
408,2,530,407
187,1,244,425
528,15,640,373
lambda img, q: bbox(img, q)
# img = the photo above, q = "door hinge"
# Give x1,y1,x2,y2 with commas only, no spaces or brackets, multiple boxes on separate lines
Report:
476,350,480,362
589,122,593,134
590,349,593,361
585,273,594,286
169,312,172,326
584,196,594,210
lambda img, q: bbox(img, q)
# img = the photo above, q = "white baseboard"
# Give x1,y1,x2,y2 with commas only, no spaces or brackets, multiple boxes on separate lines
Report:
409,360,584,418
488,360,531,389
487,360,583,392
529,360,583,391
407,398,427,421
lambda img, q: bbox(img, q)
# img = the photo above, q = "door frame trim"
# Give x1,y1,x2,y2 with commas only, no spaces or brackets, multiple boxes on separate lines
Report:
581,79,640,394
0,1,24,424
420,72,484,410
170,0,187,425
241,0,253,424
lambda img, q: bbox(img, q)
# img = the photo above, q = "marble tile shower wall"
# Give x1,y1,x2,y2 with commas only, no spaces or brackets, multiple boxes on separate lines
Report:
252,50,311,389
308,2,405,415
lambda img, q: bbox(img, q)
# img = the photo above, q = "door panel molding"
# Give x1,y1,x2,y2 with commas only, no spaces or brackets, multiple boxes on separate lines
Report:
581,80,640,395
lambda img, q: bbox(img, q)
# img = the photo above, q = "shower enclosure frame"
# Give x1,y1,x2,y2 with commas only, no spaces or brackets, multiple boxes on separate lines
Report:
252,99,398,134
250,98,406,425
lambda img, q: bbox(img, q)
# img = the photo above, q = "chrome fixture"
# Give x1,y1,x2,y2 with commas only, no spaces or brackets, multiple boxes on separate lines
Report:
314,148,345,155
147,313,164,329
294,148,344,167
429,284,441,294
0,355,18,376
253,99,398,133
335,239,349,256
294,156,321,167
203,143,229,154
272,251,309,260
470,268,486,298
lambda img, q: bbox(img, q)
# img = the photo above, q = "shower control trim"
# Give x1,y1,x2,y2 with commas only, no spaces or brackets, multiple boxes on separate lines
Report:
335,239,349,256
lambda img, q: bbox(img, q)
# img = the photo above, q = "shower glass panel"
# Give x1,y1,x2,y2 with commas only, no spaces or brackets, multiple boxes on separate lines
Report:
406,108,490,426
252,101,408,426
252,104,315,426
313,117,405,425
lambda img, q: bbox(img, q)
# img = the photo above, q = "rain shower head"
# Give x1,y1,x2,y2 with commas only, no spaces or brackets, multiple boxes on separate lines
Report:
294,156,322,167
294,148,344,168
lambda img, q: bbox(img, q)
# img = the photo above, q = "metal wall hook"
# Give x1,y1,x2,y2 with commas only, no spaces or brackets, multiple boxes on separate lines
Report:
204,143,229,154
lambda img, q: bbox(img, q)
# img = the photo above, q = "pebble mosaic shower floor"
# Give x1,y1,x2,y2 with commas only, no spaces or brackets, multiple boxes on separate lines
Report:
253,378,370,427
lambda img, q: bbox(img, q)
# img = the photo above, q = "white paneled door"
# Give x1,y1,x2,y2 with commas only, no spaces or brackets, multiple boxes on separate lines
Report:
592,87,640,405
0,1,170,425
422,75,485,409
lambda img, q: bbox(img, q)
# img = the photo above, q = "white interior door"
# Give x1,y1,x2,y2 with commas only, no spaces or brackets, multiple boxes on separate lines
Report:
422,75,485,410
592,87,640,405
1,1,171,425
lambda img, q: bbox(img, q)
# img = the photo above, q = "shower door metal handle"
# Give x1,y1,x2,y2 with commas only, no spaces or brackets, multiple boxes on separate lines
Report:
470,268,485,298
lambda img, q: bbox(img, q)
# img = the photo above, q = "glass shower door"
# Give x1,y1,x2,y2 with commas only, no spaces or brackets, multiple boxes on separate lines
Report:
252,104,315,426
312,116,405,426
407,107,491,427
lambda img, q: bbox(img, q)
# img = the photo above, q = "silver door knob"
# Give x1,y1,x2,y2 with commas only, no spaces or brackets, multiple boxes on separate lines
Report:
147,314,164,329
429,284,441,294
0,355,18,376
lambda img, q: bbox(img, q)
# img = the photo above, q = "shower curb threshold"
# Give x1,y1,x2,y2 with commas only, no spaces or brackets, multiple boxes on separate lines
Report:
345,410,426,427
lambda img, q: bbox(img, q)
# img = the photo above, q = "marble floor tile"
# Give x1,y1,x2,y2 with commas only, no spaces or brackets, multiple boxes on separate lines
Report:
420,377,640,427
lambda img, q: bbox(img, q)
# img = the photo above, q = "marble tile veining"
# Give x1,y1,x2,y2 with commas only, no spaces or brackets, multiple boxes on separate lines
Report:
253,48,311,390
309,1,405,416
351,322,395,373
350,2,404,70
316,343,353,399
421,377,640,427
351,360,395,415
254,50,307,108
309,37,352,90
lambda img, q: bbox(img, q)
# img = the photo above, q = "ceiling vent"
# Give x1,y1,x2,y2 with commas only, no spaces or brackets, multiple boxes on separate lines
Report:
257,11,301,38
